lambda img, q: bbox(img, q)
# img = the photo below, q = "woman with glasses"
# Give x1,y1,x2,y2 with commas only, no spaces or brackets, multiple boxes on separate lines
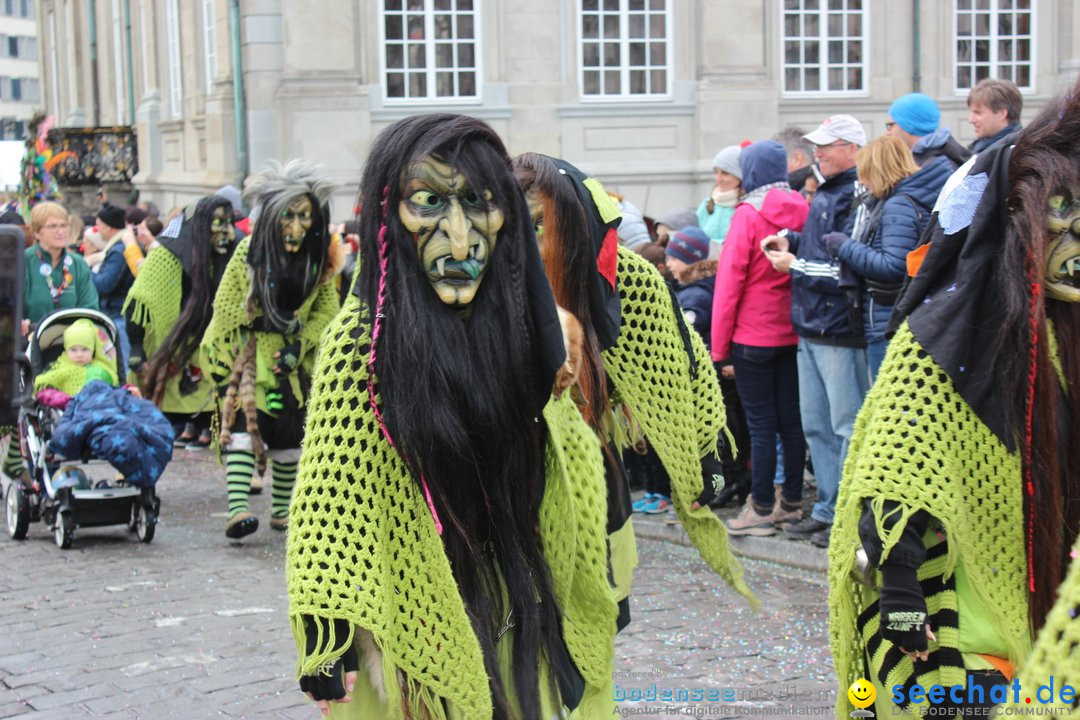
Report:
5,202,100,488
22,201,99,328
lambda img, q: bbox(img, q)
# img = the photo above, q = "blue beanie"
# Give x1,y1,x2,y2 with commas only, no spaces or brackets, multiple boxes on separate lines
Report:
739,140,789,193
665,227,710,265
888,93,941,136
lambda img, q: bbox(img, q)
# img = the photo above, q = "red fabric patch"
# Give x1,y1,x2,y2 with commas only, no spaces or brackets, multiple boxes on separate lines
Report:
597,227,618,289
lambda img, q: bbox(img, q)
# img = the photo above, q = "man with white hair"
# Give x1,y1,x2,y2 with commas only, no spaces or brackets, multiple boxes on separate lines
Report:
762,114,870,549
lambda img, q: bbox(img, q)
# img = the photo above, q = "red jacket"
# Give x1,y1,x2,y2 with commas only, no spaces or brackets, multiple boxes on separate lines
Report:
710,188,809,362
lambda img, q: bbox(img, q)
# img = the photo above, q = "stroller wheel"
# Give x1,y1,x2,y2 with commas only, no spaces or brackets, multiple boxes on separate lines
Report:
131,496,156,544
53,512,74,549
5,480,30,540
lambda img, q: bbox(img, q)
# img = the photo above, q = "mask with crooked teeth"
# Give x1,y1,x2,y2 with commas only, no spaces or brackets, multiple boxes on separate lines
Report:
398,156,503,306
1045,193,1080,303
210,207,235,255
280,195,313,253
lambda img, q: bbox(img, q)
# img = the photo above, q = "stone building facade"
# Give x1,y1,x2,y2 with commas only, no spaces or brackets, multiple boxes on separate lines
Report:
1,0,41,141
35,0,1080,220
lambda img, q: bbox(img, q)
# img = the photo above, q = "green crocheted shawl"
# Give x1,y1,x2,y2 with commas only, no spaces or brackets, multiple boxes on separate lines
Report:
829,322,1030,718
604,245,755,606
123,248,212,414
200,236,340,413
34,357,114,396
286,292,617,719
1003,535,1080,713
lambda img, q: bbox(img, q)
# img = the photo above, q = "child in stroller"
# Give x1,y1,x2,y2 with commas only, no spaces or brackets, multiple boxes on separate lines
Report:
5,309,172,548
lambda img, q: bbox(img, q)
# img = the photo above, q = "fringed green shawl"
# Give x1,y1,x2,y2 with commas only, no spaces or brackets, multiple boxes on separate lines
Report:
829,321,1030,718
603,245,756,607
286,292,617,719
123,248,211,414
200,236,340,413
1002,535,1080,713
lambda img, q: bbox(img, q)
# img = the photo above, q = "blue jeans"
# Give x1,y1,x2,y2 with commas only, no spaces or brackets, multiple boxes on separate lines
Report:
797,339,870,524
866,338,888,383
730,343,805,509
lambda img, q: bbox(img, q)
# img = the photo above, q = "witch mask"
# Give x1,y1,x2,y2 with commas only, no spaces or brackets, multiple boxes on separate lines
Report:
1045,193,1080,303
398,156,503,306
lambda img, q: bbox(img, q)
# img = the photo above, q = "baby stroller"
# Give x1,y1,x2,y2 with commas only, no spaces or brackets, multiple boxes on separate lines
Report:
5,308,162,549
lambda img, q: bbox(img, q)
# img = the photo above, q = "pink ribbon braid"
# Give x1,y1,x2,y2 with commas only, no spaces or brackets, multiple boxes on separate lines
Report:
366,187,444,535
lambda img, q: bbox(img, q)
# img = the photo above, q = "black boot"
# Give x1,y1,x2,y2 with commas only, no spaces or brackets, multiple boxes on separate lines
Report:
710,467,750,509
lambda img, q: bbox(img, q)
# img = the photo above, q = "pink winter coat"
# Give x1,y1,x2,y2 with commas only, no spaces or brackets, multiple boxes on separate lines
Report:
710,188,809,362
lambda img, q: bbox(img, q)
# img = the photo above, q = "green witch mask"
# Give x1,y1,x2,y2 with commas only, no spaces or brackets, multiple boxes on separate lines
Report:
1045,193,1080,303
398,157,504,306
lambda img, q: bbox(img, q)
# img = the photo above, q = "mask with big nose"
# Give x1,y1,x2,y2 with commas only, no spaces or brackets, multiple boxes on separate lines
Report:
398,156,503,306
1045,192,1080,303
281,195,313,253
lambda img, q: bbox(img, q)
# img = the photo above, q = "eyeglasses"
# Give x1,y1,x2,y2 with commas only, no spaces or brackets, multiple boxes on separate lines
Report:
42,223,70,232
884,122,896,130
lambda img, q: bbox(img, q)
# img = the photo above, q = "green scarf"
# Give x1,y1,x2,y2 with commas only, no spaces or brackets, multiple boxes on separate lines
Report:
200,236,340,413
1003,535,1080,713
286,292,617,718
123,248,213,414
829,321,1030,718
603,245,756,606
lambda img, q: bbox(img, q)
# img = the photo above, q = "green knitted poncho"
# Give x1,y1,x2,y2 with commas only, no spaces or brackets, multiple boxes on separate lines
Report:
286,292,618,719
1002,536,1080,713
200,236,340,414
123,248,211,415
604,245,755,606
829,322,1030,718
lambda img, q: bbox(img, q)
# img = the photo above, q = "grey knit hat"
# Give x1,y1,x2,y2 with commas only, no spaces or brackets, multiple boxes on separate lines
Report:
711,145,743,180
656,207,698,232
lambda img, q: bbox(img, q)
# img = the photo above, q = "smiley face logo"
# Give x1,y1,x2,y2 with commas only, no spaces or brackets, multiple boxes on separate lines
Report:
848,678,876,709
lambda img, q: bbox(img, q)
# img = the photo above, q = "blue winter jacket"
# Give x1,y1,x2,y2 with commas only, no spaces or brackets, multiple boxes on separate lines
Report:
49,380,174,488
835,155,953,342
92,242,135,315
787,167,861,342
675,275,714,350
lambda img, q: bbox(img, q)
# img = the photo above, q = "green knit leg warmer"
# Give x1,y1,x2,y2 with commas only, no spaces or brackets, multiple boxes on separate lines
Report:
271,459,297,519
3,435,24,480
225,451,256,519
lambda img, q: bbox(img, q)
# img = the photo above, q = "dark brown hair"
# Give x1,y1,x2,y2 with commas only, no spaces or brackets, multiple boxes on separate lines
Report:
1001,81,1080,632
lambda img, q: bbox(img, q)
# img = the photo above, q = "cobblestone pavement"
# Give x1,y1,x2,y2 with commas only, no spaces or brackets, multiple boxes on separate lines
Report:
0,450,834,719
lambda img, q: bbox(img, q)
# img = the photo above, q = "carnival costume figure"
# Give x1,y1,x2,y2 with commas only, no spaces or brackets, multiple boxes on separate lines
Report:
124,195,237,440
201,161,341,539
286,115,617,719
829,82,1080,717
512,154,756,616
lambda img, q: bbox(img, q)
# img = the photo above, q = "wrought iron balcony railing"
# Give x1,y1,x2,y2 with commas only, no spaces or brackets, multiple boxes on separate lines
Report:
45,126,138,185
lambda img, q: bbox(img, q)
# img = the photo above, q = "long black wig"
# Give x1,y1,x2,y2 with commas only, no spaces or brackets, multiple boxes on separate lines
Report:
353,113,574,718
141,194,234,406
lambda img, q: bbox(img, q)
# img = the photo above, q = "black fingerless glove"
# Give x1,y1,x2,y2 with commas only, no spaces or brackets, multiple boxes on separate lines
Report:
695,451,725,508
879,565,929,653
275,342,302,375
297,616,358,702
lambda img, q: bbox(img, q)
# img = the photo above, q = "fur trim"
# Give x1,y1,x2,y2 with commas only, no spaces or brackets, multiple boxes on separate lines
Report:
355,628,386,703
553,305,585,399
674,259,718,285
322,236,346,283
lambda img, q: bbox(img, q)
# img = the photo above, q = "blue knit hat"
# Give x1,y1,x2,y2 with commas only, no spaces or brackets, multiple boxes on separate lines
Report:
665,226,710,265
888,93,941,136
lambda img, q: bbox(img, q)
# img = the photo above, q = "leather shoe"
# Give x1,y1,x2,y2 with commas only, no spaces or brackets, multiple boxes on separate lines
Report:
784,516,830,540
